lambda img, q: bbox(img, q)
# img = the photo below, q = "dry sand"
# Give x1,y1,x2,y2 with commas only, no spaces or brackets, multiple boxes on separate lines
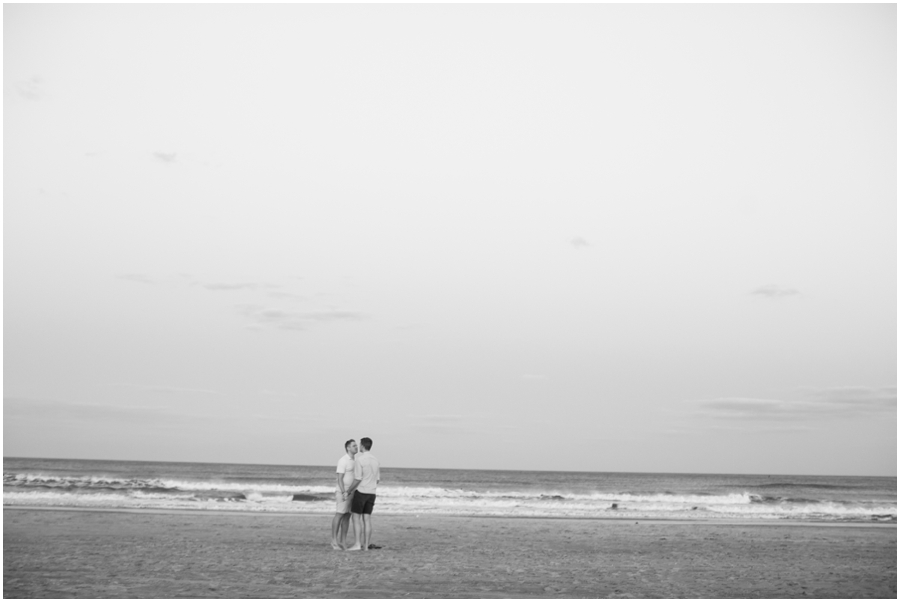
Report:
4,507,896,598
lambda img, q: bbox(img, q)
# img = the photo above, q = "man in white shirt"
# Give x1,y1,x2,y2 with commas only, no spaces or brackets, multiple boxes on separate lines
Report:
331,439,358,550
345,437,380,551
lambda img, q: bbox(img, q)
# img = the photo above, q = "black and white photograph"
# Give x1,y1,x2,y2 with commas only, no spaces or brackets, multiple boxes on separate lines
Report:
4,2,896,598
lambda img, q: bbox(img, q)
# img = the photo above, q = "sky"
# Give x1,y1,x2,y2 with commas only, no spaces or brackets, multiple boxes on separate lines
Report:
4,3,896,476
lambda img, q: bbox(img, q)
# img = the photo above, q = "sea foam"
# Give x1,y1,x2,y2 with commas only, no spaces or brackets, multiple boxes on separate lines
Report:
4,461,895,522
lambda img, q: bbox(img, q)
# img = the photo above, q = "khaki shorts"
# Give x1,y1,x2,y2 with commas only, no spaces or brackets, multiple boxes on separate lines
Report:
335,491,352,514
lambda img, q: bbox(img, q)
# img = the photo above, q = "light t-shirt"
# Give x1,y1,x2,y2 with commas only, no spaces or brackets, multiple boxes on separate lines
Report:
336,454,355,488
352,451,381,495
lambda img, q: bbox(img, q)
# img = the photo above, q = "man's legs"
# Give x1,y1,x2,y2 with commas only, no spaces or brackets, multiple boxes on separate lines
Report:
339,512,354,547
330,513,344,549
347,513,363,550
361,512,373,551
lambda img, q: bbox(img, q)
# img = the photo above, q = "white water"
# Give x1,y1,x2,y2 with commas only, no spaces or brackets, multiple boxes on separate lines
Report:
4,487,896,521
5,462,895,522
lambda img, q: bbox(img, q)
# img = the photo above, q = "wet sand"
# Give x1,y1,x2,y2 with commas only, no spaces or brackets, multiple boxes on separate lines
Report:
4,507,896,598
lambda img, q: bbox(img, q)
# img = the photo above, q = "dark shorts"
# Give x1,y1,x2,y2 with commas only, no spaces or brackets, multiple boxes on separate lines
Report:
351,491,376,515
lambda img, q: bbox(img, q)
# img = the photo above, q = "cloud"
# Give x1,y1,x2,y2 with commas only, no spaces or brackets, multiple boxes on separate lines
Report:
570,236,589,250
796,386,896,410
236,303,263,315
694,386,896,421
17,78,42,101
660,422,816,435
4,396,188,424
698,398,802,419
152,152,177,163
303,310,366,322
203,282,260,291
751,284,800,298
200,281,282,292
106,383,219,396
268,291,307,301
116,273,154,284
236,305,366,331
258,309,307,331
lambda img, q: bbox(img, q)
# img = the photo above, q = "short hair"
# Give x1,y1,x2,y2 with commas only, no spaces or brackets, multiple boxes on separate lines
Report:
360,437,373,451
344,439,356,451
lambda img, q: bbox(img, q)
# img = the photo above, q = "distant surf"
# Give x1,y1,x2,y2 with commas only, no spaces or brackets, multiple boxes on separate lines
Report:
4,458,895,522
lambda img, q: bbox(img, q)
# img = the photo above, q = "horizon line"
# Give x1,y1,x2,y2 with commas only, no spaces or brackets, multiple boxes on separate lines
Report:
4,455,896,480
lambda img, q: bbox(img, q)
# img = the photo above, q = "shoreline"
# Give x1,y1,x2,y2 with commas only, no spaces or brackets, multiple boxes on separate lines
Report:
5,503,896,528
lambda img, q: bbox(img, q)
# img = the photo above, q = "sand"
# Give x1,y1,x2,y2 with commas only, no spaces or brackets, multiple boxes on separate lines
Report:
3,507,896,598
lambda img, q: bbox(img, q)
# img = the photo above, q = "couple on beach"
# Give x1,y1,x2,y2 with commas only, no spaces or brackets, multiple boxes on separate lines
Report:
331,437,381,551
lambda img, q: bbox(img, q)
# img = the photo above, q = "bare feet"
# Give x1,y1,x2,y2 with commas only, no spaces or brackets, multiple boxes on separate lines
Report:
346,544,362,551
331,541,342,550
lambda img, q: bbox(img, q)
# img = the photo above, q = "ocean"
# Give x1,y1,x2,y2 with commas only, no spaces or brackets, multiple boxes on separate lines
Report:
3,457,896,522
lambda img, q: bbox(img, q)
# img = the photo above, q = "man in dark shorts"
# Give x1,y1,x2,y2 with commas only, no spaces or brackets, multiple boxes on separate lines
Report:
345,437,380,551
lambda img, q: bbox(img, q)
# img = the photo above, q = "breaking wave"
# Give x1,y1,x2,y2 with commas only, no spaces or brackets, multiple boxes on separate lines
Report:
4,471,895,521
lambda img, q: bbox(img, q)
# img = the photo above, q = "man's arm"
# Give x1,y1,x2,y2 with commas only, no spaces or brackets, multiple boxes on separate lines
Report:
336,473,345,494
345,459,364,499
345,478,362,499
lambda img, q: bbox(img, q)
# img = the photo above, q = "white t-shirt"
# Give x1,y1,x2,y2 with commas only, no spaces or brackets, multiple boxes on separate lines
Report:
352,451,381,495
336,454,355,488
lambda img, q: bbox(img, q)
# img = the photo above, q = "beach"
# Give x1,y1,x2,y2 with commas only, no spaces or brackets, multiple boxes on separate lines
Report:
4,507,896,598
